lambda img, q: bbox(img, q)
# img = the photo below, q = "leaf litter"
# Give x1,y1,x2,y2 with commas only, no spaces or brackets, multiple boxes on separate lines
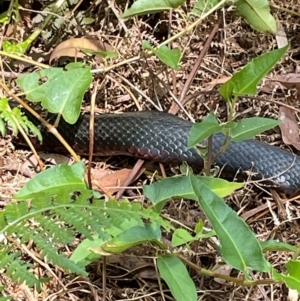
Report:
1,0,300,300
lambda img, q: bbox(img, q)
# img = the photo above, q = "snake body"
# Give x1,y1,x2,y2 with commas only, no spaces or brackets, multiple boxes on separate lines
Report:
33,111,300,194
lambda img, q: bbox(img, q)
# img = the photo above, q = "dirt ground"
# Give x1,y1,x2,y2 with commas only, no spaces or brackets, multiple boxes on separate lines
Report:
1,0,300,300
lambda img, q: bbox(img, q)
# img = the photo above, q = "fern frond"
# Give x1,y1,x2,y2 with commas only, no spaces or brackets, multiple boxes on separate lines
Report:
0,249,41,289
6,260,40,288
0,197,168,287
11,107,42,142
0,99,42,141
0,162,170,287
54,207,96,240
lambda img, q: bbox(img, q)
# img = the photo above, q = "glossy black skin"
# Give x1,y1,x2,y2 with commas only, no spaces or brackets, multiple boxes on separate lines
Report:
29,111,300,194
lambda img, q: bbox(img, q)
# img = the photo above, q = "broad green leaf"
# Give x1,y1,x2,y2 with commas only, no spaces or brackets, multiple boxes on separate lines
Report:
71,217,145,265
144,175,243,212
172,229,194,246
157,255,197,301
121,0,186,18
155,46,181,69
260,240,298,253
230,117,280,141
172,227,215,247
219,45,288,100
14,162,90,200
142,41,181,69
102,224,162,253
235,0,276,33
190,175,271,276
273,260,300,293
191,0,221,16
71,235,107,265
16,68,63,101
0,10,8,23
188,113,222,147
16,63,92,124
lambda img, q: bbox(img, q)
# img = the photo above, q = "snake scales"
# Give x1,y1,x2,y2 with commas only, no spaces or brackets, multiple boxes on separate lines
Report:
25,110,300,194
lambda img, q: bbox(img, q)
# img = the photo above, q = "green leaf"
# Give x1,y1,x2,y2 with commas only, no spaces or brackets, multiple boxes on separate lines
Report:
235,0,277,33
230,117,280,141
121,0,186,18
142,40,153,50
14,162,90,200
273,260,300,293
144,175,243,212
157,255,197,301
191,0,221,16
16,63,92,124
172,227,215,247
155,46,181,69
2,40,26,54
142,41,181,69
188,113,222,147
189,175,271,276
102,223,162,253
0,117,5,137
0,10,8,23
219,45,288,100
172,229,194,246
71,235,109,266
260,240,298,253
195,219,204,234
71,216,146,265
0,100,41,140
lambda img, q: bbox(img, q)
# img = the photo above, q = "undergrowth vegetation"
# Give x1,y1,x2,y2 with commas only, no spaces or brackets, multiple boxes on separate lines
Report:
0,0,300,300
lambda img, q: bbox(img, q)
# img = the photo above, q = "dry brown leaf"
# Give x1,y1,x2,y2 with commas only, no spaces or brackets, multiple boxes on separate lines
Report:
278,106,300,150
260,79,278,94
91,168,133,194
213,264,232,284
49,37,114,64
275,22,288,49
272,73,300,97
38,152,73,165
203,76,231,91
107,255,157,280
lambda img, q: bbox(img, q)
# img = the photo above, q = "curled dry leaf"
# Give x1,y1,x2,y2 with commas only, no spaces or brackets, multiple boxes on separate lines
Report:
91,168,134,194
204,76,231,91
275,22,288,49
272,73,300,97
278,106,300,151
49,37,115,64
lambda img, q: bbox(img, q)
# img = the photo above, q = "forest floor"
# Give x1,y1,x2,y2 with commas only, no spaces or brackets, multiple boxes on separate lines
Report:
1,0,300,300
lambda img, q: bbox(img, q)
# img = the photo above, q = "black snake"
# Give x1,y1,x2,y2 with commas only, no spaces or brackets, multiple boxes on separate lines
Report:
28,110,300,194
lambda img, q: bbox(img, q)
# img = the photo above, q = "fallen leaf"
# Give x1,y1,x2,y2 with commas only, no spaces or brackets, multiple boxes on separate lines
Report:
278,106,300,150
91,168,134,194
275,22,288,49
204,76,231,91
49,37,115,64
288,289,299,301
107,255,157,279
38,152,73,165
213,264,232,284
272,73,300,97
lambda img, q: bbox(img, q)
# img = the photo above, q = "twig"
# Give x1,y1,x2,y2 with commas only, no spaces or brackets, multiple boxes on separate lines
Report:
170,13,223,114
